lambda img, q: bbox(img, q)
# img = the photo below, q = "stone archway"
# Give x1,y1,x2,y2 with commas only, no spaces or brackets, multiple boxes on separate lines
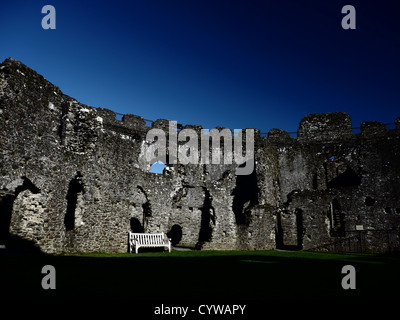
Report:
0,177,41,247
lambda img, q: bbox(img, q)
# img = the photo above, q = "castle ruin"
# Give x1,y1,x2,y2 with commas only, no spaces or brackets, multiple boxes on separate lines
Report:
1,58,400,253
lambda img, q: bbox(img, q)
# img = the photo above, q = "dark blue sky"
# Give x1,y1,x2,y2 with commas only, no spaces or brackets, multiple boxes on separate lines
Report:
1,0,399,133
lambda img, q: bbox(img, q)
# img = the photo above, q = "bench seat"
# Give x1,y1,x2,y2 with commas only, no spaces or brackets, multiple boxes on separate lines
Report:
128,232,171,254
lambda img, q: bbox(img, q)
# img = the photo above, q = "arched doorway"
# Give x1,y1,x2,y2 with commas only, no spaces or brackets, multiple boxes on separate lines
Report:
0,177,40,246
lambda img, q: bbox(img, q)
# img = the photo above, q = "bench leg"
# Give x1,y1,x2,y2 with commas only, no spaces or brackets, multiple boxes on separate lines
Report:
135,245,139,254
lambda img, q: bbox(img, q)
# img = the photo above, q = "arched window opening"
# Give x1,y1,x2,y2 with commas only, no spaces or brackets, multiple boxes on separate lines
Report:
0,177,40,246
65,172,84,231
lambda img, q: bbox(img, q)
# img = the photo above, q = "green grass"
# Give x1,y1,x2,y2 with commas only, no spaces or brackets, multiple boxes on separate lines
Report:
2,250,400,300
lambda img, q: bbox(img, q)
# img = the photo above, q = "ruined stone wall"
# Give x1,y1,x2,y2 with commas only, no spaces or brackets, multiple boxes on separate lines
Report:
270,113,400,251
1,58,399,253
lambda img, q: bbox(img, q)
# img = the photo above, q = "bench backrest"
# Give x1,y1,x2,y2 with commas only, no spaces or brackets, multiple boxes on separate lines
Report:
130,233,166,245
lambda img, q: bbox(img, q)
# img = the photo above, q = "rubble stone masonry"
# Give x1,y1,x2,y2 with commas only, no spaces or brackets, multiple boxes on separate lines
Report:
1,58,399,253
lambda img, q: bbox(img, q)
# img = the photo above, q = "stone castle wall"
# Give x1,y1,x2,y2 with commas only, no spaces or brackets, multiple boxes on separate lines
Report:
1,58,399,253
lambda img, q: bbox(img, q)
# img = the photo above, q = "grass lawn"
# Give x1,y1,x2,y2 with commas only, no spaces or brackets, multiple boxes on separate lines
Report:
1,249,400,300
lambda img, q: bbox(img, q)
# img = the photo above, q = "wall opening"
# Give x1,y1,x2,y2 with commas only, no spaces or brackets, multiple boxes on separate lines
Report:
275,209,303,251
365,196,375,206
312,173,318,190
329,199,345,237
130,217,144,233
197,187,215,249
0,177,40,245
137,186,152,231
64,172,84,231
150,161,167,174
327,167,361,189
232,160,258,225
295,208,304,249
167,224,183,246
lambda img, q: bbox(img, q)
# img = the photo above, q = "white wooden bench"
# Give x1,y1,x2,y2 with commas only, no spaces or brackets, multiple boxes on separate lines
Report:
128,232,171,254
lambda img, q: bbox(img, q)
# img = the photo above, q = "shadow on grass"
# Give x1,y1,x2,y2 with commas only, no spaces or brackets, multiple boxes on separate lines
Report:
1,249,400,300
